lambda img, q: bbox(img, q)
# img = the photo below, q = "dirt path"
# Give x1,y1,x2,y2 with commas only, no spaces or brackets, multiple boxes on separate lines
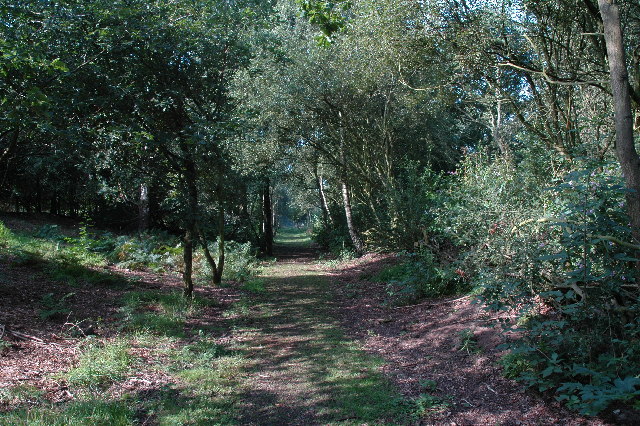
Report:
0,220,620,424
229,235,612,425
233,250,405,424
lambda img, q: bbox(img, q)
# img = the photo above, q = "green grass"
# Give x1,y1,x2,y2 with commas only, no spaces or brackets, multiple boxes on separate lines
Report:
120,291,213,337
230,263,410,424
65,341,133,389
242,278,266,293
0,218,420,424
274,227,312,246
0,399,135,426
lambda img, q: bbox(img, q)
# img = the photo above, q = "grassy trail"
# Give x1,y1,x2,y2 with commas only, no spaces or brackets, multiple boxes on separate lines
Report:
232,229,405,425
0,223,409,425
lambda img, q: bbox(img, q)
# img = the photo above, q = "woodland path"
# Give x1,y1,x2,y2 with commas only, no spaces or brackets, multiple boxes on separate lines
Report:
229,229,609,425
234,230,404,424
0,220,613,425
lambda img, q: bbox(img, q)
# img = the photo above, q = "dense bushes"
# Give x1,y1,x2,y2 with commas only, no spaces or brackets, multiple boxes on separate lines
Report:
376,249,468,306
434,151,640,415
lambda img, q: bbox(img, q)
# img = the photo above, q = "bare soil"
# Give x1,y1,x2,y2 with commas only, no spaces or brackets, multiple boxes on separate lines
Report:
329,253,626,425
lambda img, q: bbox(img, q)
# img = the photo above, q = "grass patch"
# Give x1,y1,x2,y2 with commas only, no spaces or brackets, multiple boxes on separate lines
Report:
274,227,312,246
120,291,211,337
242,278,266,294
148,350,248,424
0,385,45,407
0,399,135,426
66,341,133,389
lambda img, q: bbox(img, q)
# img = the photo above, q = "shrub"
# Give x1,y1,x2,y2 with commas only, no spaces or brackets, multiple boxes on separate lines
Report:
107,231,182,272
197,239,257,283
377,249,467,305
481,161,640,414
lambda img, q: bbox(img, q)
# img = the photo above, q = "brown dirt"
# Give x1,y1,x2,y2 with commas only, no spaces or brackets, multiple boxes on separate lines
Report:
0,256,242,414
329,253,625,425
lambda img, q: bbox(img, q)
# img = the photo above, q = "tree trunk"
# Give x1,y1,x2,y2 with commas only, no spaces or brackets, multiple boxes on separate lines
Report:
599,0,640,244
314,162,333,227
182,151,199,298
50,191,59,215
263,177,273,256
214,199,225,284
183,227,194,298
341,179,363,255
201,168,226,285
138,183,150,232
35,178,42,214
339,111,364,255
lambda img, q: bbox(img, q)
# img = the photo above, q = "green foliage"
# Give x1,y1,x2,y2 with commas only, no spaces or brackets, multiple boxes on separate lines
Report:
296,0,352,45
39,292,75,320
457,329,480,354
242,278,266,294
66,341,132,389
198,239,257,283
34,224,63,241
446,152,640,415
377,250,467,306
0,221,14,247
107,232,181,273
419,379,437,392
411,393,450,417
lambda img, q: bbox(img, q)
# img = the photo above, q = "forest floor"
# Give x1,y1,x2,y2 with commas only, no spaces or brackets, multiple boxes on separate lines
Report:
0,217,620,424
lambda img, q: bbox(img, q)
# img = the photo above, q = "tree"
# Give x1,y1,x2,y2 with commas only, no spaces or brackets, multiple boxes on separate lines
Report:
598,0,640,244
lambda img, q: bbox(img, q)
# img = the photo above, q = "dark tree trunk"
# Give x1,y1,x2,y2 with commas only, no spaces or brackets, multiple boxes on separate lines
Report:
183,228,194,298
182,151,199,298
50,191,59,215
599,0,640,245
263,177,273,256
35,178,42,214
200,170,225,285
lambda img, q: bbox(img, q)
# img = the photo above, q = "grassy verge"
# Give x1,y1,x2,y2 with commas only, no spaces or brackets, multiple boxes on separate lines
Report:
0,217,252,425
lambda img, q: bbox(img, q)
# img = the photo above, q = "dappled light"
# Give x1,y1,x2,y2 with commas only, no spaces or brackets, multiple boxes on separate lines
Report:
2,0,640,424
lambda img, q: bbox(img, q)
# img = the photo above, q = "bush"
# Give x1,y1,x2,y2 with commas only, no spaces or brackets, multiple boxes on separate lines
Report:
442,151,640,415
106,231,181,272
376,249,468,305
0,221,13,248
197,239,257,283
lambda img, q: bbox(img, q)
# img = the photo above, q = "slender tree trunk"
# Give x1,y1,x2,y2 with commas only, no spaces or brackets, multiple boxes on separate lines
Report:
202,167,226,285
214,199,225,284
599,0,640,244
183,227,194,298
35,177,42,214
50,191,59,215
200,228,220,285
263,177,274,256
138,183,150,232
338,111,364,255
314,162,333,227
341,179,363,255
182,152,198,298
